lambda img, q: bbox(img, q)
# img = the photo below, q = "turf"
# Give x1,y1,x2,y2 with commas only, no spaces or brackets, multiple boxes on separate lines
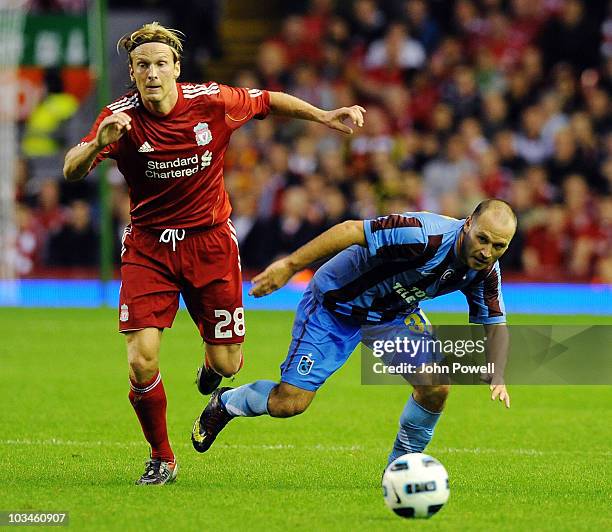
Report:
1,308,611,531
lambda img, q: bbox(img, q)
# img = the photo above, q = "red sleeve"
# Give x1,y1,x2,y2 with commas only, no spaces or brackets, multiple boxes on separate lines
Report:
78,107,117,170
220,85,271,130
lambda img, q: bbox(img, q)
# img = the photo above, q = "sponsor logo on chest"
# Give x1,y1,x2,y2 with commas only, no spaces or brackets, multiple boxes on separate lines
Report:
393,282,430,304
135,122,215,179
144,152,212,179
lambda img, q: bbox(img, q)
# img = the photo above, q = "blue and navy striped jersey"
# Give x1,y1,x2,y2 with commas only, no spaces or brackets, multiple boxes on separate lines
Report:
310,212,506,325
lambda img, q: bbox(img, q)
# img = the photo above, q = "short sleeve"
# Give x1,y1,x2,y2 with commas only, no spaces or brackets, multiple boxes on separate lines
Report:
462,262,507,324
220,85,271,130
363,214,428,260
77,107,117,170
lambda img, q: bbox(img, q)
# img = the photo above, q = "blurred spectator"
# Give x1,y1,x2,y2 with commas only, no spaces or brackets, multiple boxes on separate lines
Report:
351,180,378,219
602,154,612,194
474,47,506,94
303,0,334,43
403,0,441,53
289,136,318,177
349,0,387,49
364,23,426,71
271,15,322,67
585,88,612,136
460,117,489,158
173,0,223,79
430,103,455,142
539,0,600,73
256,42,290,92
523,204,568,278
479,12,529,71
479,149,510,198
546,128,586,187
453,0,486,44
266,186,319,259
594,254,612,283
514,106,550,164
14,203,44,276
423,134,477,211
592,195,612,281
602,2,612,60
502,176,534,270
563,173,595,230
456,173,486,215
321,186,350,229
520,46,546,90
481,92,509,137
350,107,394,159
381,85,412,133
256,143,295,219
505,69,535,126
523,165,554,204
540,91,569,152
47,200,99,267
289,64,334,114
442,65,481,120
32,179,67,234
231,192,270,272
324,16,352,53
552,63,581,113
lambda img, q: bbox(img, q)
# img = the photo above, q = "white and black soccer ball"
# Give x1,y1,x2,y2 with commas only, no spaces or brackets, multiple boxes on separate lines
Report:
382,453,450,519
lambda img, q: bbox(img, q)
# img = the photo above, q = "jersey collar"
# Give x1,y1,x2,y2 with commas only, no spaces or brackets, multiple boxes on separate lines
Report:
138,82,184,119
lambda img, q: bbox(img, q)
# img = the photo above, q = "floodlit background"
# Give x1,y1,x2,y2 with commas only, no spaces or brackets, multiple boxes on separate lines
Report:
2,0,611,304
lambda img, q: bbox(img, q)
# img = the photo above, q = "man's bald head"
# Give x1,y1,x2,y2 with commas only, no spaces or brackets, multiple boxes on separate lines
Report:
472,199,517,230
460,199,517,270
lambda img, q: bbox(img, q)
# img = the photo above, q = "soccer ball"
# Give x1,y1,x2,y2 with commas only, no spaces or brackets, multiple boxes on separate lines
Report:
382,453,450,519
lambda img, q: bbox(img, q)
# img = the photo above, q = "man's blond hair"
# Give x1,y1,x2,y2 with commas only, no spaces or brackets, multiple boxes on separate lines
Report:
117,22,184,63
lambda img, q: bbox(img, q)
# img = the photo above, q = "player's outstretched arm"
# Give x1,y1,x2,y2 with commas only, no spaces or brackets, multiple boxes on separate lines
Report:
250,220,366,297
484,323,510,408
63,112,132,181
268,92,365,134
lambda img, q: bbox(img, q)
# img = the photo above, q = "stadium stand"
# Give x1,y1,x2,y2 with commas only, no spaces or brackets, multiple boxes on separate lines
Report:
15,0,612,283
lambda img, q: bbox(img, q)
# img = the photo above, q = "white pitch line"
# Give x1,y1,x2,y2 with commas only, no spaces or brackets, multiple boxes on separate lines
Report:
0,439,610,456
0,438,295,451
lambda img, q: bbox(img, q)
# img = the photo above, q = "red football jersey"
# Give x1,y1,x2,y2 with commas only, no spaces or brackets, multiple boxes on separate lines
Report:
80,82,271,229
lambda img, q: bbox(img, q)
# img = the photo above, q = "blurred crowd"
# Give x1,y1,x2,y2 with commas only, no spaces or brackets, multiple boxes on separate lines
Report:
15,0,612,283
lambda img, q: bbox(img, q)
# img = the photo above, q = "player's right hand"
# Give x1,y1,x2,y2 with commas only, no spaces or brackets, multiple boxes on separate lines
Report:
95,112,132,149
490,383,510,409
249,259,294,297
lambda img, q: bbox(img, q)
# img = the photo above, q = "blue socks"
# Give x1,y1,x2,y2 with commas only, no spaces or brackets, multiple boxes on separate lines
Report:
220,384,441,461
220,381,277,417
388,395,441,464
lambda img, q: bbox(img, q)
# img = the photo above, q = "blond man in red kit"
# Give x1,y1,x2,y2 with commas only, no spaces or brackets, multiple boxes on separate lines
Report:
63,22,365,484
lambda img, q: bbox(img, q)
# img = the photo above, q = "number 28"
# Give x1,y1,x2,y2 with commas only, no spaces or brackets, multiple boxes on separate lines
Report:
214,307,245,338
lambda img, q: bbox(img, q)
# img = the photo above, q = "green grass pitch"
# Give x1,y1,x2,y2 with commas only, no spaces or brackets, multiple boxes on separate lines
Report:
1,308,611,531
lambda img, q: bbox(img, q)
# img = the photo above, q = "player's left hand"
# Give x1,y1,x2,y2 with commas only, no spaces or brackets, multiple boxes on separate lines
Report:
250,259,294,298
490,383,510,408
322,105,366,134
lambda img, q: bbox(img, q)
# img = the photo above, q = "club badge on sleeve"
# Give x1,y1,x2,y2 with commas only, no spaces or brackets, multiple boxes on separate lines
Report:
297,354,314,375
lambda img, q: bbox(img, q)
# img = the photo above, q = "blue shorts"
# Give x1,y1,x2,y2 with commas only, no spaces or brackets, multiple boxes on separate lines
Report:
280,288,440,391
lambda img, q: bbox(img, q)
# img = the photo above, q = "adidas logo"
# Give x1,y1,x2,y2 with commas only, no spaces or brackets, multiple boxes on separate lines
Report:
138,141,154,153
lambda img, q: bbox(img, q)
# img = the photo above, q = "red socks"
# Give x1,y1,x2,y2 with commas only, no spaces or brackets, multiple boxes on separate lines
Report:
129,372,175,463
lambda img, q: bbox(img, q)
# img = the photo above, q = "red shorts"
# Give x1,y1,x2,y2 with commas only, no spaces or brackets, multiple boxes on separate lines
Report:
118,220,244,344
